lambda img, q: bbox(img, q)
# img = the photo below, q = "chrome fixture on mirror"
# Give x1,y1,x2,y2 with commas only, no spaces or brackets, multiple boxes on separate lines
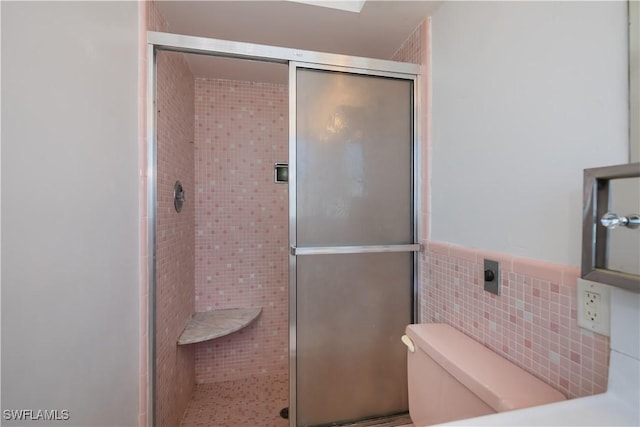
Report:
600,212,640,229
174,181,185,213
582,162,640,292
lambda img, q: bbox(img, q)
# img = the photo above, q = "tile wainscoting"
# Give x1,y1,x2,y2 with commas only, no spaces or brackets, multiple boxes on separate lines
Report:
421,242,609,399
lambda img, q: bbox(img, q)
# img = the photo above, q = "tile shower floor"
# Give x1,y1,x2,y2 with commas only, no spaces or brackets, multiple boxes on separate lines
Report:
180,373,289,427
180,373,413,427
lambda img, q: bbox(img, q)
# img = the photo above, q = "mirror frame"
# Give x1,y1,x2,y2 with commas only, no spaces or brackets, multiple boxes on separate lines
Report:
630,0,639,162
582,162,640,292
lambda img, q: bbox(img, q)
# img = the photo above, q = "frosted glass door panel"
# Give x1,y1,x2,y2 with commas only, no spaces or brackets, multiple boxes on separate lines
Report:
296,253,412,426
296,69,413,246
293,66,415,426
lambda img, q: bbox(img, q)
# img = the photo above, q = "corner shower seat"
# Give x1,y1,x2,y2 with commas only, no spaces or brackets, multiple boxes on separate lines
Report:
177,307,262,345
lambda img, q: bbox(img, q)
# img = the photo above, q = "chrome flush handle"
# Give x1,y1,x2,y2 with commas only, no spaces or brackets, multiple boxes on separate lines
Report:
600,212,640,229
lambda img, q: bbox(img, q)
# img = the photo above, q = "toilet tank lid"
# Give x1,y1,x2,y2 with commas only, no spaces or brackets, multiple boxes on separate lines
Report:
406,323,566,412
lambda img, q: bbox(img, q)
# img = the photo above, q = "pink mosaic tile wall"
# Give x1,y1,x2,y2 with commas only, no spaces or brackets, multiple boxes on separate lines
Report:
147,0,169,34
392,21,427,66
193,78,289,384
155,49,196,426
423,242,609,399
392,19,432,320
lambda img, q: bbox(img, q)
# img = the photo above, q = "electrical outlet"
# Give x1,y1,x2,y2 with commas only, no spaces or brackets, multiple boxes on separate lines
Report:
577,278,611,336
584,291,600,322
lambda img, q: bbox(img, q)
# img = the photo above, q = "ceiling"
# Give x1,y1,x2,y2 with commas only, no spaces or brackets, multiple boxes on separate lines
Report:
156,0,441,83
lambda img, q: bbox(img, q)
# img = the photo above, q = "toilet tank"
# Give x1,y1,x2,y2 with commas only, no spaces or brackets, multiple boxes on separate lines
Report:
404,324,566,426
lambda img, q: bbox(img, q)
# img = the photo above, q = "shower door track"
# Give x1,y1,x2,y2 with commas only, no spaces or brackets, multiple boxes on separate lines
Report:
146,31,422,427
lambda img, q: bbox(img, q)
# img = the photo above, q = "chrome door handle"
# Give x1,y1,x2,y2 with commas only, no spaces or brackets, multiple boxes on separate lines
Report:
290,244,421,256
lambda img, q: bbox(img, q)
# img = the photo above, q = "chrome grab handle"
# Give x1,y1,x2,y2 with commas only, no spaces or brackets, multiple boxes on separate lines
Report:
600,212,640,230
290,244,421,256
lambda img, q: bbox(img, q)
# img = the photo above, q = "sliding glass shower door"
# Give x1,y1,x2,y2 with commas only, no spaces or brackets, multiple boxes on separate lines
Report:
290,65,418,426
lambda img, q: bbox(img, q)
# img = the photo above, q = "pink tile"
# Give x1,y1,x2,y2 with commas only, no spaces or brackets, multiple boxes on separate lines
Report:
147,0,170,31
423,243,610,399
155,48,196,425
180,373,288,427
513,257,564,283
449,244,478,262
562,266,581,286
194,78,288,384
428,241,450,255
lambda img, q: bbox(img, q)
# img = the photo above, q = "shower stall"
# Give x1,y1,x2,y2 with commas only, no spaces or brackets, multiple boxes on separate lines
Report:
149,32,421,426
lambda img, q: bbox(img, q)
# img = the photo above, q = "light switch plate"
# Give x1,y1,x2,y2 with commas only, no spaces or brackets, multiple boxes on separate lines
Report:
484,259,500,295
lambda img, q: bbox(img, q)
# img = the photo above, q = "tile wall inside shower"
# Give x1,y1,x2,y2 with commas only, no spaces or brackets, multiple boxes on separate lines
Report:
155,49,196,427
193,78,289,385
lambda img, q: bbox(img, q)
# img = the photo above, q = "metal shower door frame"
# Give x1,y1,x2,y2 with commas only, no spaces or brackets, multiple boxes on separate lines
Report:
288,61,420,426
146,31,421,427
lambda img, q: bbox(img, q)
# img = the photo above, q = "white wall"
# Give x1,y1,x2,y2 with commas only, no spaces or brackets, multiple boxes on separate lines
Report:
429,1,629,267
1,2,140,426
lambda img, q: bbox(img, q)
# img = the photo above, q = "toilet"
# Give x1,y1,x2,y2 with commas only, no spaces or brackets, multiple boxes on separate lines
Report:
402,323,566,426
